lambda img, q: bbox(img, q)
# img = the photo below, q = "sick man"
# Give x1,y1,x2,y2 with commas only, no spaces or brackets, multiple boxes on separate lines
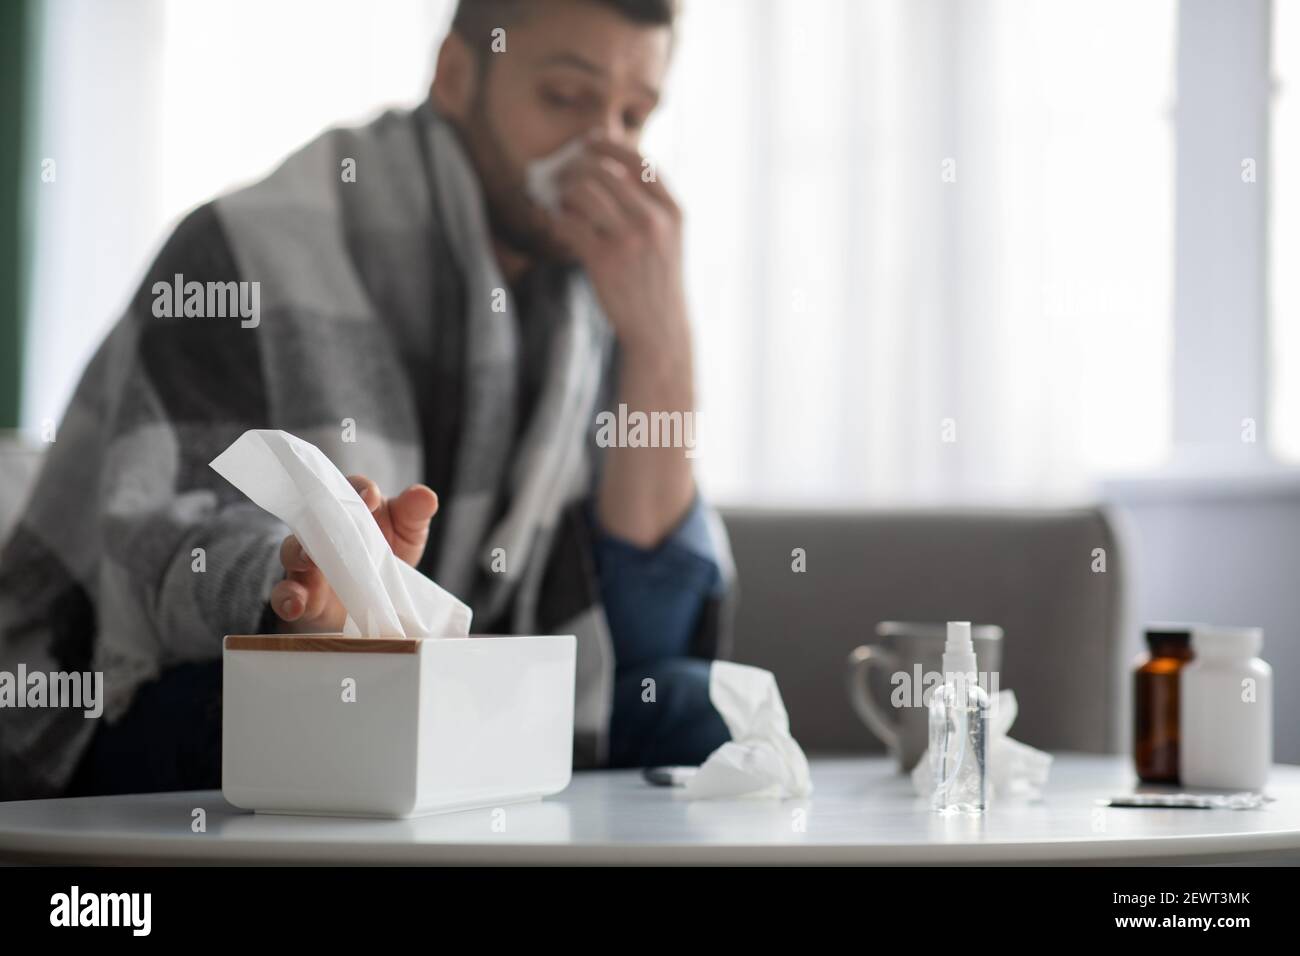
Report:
0,0,736,800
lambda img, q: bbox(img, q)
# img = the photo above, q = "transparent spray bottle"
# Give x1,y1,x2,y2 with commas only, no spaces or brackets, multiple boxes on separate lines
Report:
928,621,990,813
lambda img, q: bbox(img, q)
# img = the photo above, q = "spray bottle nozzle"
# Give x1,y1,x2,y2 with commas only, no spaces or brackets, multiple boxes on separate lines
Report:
942,621,977,677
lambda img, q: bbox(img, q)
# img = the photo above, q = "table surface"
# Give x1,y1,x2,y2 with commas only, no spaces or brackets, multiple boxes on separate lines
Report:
2,754,1299,865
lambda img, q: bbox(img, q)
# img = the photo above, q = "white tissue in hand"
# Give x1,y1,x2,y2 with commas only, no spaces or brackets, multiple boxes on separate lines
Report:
210,429,472,639
525,137,589,215
911,689,1053,800
685,661,813,799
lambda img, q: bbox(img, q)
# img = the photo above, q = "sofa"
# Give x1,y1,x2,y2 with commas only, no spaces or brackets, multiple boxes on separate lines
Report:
1,438,1127,760
721,506,1126,757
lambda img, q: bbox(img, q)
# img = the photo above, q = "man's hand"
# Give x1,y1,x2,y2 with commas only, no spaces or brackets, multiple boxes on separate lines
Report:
551,138,698,548
270,476,439,633
551,138,691,366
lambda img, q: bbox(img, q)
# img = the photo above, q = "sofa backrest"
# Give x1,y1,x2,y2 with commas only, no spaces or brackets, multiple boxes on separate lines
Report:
720,506,1126,756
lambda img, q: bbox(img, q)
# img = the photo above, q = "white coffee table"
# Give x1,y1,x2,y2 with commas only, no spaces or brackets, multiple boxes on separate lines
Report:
1,754,1297,864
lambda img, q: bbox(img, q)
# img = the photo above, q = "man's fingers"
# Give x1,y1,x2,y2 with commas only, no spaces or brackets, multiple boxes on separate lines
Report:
347,475,381,512
271,578,310,622
560,176,628,238
581,139,676,210
339,476,439,566
553,208,603,261
274,534,330,622
389,485,438,538
279,534,313,573
273,565,333,622
295,565,334,620
561,156,653,228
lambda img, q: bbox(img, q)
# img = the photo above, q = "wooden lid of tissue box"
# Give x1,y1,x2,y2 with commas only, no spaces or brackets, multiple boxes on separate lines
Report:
225,635,421,654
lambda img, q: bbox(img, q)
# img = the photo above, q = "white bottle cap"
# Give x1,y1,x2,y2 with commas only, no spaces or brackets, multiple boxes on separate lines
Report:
1192,625,1262,657
942,621,977,675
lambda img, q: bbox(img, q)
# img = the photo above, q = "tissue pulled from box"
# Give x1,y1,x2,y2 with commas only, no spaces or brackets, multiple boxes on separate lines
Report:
684,661,813,799
911,688,1052,800
210,429,472,639
525,136,590,215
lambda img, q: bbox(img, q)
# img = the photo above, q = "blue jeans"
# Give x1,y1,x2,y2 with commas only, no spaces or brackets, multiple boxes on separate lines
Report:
65,656,729,795
65,660,224,796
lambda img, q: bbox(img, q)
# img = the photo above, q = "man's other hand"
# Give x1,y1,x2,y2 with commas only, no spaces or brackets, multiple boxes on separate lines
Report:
551,138,690,363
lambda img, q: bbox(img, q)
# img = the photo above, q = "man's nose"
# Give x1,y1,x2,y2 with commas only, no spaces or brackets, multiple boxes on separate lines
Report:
589,116,636,149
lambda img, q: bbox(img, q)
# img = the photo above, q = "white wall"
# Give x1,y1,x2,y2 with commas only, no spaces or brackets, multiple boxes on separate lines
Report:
1110,480,1300,763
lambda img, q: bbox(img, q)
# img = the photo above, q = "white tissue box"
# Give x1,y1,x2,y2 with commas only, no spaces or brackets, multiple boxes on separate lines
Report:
222,633,575,818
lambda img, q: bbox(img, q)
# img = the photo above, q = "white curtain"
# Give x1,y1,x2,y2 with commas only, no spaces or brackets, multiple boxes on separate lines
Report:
1274,0,1300,463
650,0,1176,505
24,0,1176,506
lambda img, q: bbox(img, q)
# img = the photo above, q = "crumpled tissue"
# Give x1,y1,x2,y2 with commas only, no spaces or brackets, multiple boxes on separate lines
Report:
210,429,472,639
684,661,813,799
911,688,1052,800
525,136,591,215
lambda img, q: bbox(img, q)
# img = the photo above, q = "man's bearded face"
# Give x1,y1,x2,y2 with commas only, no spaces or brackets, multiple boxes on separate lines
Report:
441,1,671,263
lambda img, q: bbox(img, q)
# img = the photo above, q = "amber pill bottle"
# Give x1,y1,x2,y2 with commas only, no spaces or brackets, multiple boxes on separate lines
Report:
1134,626,1194,783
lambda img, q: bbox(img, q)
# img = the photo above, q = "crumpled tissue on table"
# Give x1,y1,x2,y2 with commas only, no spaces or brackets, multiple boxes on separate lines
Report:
210,429,472,639
684,661,813,800
911,688,1053,801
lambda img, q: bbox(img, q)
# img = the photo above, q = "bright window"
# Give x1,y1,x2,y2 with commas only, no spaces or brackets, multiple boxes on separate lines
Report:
1273,0,1300,463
